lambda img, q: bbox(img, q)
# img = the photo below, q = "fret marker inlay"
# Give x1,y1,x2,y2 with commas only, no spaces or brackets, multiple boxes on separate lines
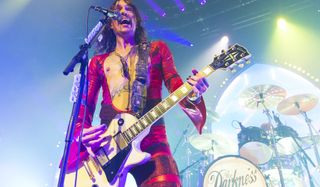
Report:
141,119,147,126
171,95,178,102
162,101,169,109
151,110,157,118
181,86,188,94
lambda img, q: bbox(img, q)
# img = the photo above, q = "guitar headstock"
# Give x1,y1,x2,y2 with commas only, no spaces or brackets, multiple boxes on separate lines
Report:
210,44,251,71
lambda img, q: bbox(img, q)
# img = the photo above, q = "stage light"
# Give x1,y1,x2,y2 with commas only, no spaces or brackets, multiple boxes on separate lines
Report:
221,36,229,44
174,0,185,12
199,0,207,5
146,0,166,17
0,0,31,30
277,18,287,30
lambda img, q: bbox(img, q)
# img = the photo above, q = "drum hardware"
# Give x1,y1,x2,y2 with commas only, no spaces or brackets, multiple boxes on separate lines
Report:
272,111,316,186
260,105,286,187
270,109,319,186
290,134,317,187
239,84,287,187
272,112,300,155
172,123,193,187
179,155,207,187
172,123,190,156
278,94,320,166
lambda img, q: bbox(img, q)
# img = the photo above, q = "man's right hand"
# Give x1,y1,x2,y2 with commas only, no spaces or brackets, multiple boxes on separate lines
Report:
81,124,108,153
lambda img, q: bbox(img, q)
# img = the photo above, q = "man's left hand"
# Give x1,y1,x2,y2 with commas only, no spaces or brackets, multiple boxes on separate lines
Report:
187,68,209,99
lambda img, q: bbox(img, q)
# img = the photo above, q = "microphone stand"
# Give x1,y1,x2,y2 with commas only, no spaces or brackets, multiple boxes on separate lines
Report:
58,17,110,187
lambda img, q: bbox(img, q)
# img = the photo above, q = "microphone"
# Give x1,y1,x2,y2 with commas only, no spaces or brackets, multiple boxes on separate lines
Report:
90,6,122,21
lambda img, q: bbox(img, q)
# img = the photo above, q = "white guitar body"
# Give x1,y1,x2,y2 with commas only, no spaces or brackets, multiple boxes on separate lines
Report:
64,113,151,187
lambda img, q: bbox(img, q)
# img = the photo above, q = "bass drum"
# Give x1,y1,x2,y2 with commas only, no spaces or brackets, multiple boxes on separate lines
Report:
203,155,267,187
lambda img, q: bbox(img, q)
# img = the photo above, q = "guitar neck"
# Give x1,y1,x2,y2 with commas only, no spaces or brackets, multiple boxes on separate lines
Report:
121,65,216,143
121,44,250,143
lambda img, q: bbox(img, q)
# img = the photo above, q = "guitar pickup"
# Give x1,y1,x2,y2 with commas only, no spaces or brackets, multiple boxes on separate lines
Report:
95,148,110,166
114,132,128,150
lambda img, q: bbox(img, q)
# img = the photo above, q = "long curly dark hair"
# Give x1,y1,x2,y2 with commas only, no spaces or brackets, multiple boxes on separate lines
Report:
95,0,147,54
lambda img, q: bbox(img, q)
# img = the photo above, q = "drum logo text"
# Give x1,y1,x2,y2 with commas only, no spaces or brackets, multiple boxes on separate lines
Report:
207,168,258,187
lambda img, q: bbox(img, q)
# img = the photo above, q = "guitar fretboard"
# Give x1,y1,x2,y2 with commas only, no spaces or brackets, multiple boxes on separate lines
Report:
118,43,250,145
121,65,216,143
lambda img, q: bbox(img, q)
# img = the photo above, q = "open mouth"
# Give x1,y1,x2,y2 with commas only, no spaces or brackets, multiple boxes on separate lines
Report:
120,19,132,26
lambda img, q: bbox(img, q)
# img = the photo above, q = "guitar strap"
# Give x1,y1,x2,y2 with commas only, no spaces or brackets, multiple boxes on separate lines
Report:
131,41,150,117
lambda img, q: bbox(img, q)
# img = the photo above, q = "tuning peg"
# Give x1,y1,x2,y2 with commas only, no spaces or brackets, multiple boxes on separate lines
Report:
238,63,244,68
227,66,237,73
226,66,234,72
228,45,236,51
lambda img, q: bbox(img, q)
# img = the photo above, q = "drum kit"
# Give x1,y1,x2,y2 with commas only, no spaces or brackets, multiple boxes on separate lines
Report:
180,84,320,187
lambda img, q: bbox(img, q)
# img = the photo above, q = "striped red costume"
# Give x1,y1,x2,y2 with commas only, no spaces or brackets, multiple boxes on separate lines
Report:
68,41,206,186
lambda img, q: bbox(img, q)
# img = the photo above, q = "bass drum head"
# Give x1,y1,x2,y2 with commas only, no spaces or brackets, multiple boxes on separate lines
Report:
204,155,267,187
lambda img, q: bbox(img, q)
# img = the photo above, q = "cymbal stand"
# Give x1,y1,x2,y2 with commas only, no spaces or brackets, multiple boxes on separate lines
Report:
180,156,206,186
273,111,317,186
173,124,190,156
196,141,214,187
296,101,320,166
259,98,285,187
179,126,192,187
290,134,317,187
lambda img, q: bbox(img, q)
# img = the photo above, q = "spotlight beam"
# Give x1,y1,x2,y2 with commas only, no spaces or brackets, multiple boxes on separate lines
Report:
173,0,185,11
145,0,166,17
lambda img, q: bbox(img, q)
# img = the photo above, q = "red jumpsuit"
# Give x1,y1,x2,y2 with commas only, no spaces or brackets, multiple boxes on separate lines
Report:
67,41,206,186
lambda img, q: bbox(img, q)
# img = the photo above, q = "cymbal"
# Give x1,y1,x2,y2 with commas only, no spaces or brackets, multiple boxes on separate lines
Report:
277,94,318,115
276,135,320,155
239,84,287,110
300,135,320,148
188,133,236,155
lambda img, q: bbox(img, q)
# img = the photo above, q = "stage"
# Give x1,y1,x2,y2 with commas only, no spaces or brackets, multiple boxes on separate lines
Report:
0,0,319,186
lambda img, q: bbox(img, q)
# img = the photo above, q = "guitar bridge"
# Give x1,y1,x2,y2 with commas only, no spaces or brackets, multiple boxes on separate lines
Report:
83,160,96,182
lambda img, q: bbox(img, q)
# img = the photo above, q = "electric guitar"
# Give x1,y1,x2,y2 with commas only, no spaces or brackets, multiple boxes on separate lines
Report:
63,44,251,187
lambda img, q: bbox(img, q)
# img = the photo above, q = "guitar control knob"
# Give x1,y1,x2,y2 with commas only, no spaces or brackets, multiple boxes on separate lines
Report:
118,118,124,126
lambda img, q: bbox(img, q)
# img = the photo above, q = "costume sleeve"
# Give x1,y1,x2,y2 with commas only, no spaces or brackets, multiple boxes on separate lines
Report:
75,56,102,135
63,55,102,171
157,41,207,134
